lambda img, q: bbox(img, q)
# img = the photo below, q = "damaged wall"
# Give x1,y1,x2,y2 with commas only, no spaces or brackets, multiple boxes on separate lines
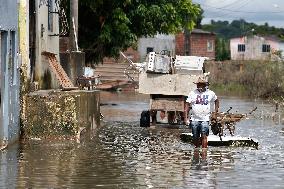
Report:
22,90,100,139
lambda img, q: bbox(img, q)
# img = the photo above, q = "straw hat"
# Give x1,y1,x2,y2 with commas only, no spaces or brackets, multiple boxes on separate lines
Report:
193,77,208,84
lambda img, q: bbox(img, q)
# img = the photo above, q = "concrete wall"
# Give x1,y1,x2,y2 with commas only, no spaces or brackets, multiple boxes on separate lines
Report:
138,34,175,61
0,0,21,148
22,90,100,139
19,0,30,93
34,0,60,88
60,51,85,84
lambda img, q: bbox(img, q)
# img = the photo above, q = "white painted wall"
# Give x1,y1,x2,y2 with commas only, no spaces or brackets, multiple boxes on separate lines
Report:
138,34,175,61
230,35,283,60
35,0,60,82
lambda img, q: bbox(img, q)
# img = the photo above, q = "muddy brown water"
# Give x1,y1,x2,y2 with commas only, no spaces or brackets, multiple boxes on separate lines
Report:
1,91,284,188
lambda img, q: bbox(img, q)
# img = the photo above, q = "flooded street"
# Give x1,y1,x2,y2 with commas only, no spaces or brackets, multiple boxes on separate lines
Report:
1,91,284,188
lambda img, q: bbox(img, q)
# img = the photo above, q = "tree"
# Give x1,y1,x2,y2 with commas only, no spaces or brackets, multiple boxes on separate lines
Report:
195,4,203,29
202,19,284,40
78,0,201,63
215,38,230,61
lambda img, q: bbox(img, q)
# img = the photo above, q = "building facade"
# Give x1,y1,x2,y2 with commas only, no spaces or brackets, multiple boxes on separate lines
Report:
175,29,216,59
30,0,61,89
230,35,284,61
138,34,175,61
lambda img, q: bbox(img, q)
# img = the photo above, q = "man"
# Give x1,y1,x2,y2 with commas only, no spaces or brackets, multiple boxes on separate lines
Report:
184,77,219,148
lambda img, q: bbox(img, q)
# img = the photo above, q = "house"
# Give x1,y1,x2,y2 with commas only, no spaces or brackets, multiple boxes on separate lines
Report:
30,0,78,89
96,30,215,84
175,29,216,59
230,35,284,61
102,34,175,64
137,34,175,61
101,30,216,64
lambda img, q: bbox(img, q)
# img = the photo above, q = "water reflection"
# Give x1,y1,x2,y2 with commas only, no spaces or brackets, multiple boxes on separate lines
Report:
0,143,19,189
0,91,284,188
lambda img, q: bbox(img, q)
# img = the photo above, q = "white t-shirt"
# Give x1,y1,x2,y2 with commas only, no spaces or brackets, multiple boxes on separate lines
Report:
186,89,217,121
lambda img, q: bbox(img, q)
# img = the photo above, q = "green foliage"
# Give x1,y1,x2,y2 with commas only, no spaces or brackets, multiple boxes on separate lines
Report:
215,38,230,61
202,19,284,40
210,83,247,97
78,0,201,63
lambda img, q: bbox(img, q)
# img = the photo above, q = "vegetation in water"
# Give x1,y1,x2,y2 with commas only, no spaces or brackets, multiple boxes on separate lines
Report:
206,60,284,99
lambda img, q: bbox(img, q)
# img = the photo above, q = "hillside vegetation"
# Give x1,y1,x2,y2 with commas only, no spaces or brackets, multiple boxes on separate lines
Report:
201,19,284,61
202,19,284,40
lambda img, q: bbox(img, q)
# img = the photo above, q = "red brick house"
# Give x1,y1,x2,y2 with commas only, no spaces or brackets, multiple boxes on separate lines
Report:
175,29,216,59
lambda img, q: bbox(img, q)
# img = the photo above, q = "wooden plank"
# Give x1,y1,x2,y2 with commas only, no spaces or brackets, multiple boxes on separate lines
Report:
150,98,184,111
95,80,129,90
180,133,259,148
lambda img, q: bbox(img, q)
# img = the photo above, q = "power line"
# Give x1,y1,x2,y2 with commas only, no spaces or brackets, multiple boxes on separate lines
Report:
205,0,252,19
218,0,248,9
199,3,284,13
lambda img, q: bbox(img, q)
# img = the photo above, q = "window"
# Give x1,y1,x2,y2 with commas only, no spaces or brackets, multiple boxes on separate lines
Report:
146,47,154,54
207,40,214,52
262,44,270,52
48,0,53,32
238,44,245,52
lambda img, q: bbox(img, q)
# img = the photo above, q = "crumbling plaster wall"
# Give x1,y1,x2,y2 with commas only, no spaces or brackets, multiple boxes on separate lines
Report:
22,90,100,139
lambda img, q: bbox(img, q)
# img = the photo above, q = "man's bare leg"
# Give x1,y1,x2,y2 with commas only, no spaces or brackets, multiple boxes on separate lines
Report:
201,135,208,148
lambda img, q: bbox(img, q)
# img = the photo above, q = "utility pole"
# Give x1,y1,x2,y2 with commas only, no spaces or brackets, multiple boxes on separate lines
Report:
184,29,190,56
70,0,78,51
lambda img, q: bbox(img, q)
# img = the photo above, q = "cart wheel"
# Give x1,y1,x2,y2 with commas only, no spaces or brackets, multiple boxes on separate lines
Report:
140,110,150,127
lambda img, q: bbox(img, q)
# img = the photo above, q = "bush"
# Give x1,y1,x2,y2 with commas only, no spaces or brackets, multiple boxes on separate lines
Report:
206,60,284,98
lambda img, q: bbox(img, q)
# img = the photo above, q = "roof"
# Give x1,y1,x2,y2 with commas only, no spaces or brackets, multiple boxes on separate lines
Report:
230,35,283,42
191,29,215,35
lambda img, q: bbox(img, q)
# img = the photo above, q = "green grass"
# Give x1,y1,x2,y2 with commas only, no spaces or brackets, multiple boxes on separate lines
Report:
210,83,248,97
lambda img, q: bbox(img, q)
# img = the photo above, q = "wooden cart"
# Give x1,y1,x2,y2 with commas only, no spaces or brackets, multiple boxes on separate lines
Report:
138,52,207,127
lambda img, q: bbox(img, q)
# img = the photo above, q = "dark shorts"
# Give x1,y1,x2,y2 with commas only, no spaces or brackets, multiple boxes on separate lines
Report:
191,121,209,140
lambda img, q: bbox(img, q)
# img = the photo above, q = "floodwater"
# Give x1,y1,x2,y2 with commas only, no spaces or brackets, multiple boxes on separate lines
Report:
1,91,284,188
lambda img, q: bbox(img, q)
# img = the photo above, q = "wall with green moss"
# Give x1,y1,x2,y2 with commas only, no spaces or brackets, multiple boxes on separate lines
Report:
22,90,100,139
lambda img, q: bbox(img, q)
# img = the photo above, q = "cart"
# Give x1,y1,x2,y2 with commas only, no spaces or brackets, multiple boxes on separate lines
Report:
137,51,208,127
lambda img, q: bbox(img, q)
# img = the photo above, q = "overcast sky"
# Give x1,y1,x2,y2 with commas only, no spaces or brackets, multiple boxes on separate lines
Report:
192,0,284,28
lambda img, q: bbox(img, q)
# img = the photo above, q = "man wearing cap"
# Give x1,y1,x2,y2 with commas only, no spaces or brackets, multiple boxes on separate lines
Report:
184,77,219,148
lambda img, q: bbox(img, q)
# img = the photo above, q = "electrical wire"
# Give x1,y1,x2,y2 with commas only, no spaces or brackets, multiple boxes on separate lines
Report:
218,0,248,9
199,3,284,13
205,0,252,19
194,0,284,27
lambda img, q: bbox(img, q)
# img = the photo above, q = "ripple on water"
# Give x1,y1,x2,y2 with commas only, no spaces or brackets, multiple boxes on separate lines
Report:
3,94,284,188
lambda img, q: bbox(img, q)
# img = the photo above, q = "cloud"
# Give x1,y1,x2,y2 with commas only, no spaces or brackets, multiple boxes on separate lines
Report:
193,0,284,27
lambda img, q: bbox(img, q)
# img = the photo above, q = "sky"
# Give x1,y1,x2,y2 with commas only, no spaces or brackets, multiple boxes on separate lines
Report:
192,0,284,28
